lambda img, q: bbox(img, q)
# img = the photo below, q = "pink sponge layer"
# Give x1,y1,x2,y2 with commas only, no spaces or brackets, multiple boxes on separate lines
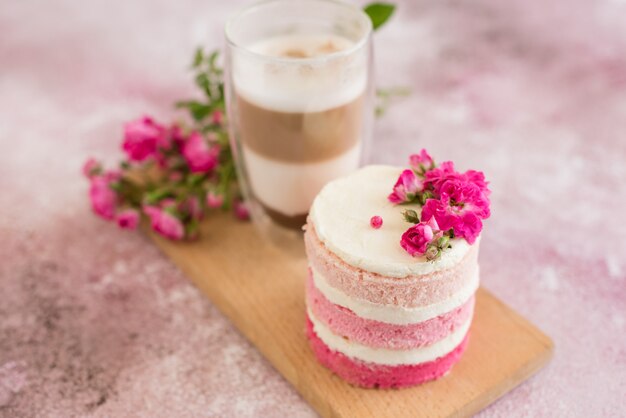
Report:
306,315,470,389
306,270,474,349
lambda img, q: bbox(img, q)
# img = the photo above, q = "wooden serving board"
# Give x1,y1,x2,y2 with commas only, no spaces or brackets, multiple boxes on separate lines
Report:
147,213,553,418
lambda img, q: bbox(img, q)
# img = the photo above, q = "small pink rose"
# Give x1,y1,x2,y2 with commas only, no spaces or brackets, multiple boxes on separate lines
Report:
169,124,186,149
182,132,220,173
168,171,183,182
409,149,434,171
82,158,101,178
464,169,491,196
206,191,224,208
184,196,203,220
370,215,383,229
211,110,223,126
423,161,461,197
388,169,423,204
424,161,491,198
400,222,435,257
160,198,177,209
457,211,482,244
89,175,117,220
233,199,250,221
421,199,456,232
116,209,140,229
143,206,185,240
122,116,166,162
421,179,489,244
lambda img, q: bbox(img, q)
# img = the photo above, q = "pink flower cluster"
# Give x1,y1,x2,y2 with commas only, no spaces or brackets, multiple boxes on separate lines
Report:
390,149,491,259
122,116,220,174
83,115,249,241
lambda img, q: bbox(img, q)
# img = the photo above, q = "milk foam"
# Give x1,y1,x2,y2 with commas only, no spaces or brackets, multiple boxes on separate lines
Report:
232,33,368,113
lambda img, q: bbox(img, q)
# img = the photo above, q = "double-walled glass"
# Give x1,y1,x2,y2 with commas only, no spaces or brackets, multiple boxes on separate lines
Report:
225,0,374,244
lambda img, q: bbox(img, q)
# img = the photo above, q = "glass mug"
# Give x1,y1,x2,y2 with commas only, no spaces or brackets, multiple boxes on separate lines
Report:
225,0,374,245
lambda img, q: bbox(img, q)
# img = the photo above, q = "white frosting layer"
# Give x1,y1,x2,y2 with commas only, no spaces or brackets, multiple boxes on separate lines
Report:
243,144,361,215
310,165,475,277
309,308,472,366
310,265,479,325
232,34,367,113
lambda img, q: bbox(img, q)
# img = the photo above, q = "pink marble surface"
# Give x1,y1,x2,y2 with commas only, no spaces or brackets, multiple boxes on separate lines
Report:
1,0,625,416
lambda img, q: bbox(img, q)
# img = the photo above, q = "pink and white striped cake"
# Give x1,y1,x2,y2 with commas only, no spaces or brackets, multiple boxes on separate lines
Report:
304,165,480,389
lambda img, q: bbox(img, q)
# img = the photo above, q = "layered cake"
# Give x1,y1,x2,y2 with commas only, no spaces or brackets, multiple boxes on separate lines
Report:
304,152,491,388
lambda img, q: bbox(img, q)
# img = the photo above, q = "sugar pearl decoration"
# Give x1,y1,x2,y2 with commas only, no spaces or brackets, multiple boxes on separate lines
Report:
370,215,383,229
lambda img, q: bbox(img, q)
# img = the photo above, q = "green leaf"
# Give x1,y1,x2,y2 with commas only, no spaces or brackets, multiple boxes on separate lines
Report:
175,100,212,122
208,51,220,69
145,188,172,204
402,209,420,224
187,173,206,187
364,2,396,31
192,48,204,68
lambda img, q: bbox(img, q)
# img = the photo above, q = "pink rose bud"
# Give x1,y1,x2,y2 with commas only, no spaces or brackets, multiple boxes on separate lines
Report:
184,196,203,220
82,158,101,178
233,199,250,221
425,245,440,261
400,221,436,257
143,205,185,240
206,191,224,208
388,169,423,204
88,175,117,220
168,171,183,182
160,198,177,209
211,110,224,126
370,215,383,229
169,124,186,149
122,116,167,162
182,132,220,173
116,209,140,229
409,149,434,171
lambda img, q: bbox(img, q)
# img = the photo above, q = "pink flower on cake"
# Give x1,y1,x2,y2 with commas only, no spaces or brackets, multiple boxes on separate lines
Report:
143,205,185,240
206,191,224,208
409,149,434,172
88,174,118,220
421,179,490,244
463,169,491,196
400,217,441,256
116,209,140,229
423,161,462,196
424,161,490,198
183,132,220,173
122,116,166,162
388,169,423,204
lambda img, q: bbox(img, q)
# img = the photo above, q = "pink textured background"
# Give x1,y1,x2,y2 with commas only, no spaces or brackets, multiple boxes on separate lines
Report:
1,0,625,416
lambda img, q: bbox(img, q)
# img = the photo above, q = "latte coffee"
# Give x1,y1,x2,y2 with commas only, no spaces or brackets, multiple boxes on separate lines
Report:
230,33,368,229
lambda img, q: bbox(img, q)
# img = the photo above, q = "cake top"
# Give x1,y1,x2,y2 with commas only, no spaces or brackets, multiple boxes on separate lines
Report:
310,165,471,277
309,152,491,278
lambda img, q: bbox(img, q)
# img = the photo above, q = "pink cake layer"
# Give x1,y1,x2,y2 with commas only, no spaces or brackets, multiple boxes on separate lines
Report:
306,269,474,349
306,315,470,389
304,223,479,308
